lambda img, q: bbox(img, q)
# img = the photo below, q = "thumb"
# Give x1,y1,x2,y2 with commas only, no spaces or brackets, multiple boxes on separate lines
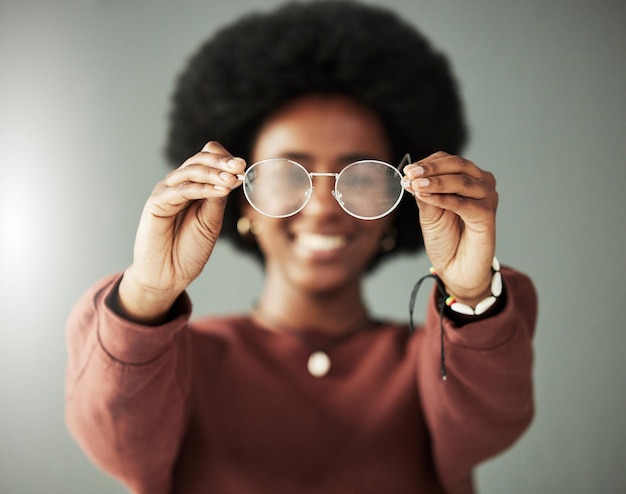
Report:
415,195,445,229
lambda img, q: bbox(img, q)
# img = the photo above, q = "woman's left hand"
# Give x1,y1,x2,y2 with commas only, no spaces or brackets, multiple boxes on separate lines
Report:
403,151,498,306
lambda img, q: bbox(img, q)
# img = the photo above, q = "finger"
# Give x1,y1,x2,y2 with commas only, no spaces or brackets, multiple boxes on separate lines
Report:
146,180,231,218
403,151,447,176
416,189,498,228
165,162,243,190
177,143,229,170
404,153,483,181
178,152,246,174
417,191,495,218
178,141,246,173
200,140,231,155
406,171,495,200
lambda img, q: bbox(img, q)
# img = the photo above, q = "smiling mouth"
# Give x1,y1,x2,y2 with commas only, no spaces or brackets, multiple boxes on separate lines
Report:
295,232,347,252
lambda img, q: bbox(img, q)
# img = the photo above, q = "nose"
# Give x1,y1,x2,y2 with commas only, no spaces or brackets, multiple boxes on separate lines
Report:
303,175,344,217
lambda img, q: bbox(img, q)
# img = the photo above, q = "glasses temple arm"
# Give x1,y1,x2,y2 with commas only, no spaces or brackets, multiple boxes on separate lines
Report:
397,153,412,171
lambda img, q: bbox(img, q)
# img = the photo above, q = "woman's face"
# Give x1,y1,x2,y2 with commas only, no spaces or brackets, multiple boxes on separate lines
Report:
245,94,394,295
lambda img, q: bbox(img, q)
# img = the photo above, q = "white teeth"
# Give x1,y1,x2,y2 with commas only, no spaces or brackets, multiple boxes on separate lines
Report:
296,232,347,251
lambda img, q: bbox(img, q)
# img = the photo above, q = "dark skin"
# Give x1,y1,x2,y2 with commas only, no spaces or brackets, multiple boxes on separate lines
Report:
115,95,498,333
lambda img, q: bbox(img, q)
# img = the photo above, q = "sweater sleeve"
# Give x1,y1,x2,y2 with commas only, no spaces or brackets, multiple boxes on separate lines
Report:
417,267,537,494
65,274,193,494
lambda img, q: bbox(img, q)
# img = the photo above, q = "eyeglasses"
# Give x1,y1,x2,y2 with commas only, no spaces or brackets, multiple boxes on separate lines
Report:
237,154,411,220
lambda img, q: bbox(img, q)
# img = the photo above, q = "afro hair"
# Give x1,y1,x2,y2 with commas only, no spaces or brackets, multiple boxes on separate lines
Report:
165,0,468,269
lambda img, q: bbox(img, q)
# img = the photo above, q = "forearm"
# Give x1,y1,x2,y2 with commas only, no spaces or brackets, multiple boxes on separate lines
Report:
65,275,193,492
418,267,537,492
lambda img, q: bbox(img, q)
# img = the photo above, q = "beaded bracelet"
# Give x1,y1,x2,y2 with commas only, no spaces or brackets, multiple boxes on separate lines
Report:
436,257,502,316
408,256,502,381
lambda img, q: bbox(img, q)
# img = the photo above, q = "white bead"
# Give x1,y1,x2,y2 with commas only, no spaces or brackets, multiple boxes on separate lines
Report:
475,296,497,315
449,302,475,316
307,351,331,377
491,271,503,297
492,256,501,272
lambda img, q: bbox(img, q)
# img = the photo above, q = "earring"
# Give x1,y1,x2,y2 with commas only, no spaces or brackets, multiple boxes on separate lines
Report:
237,217,263,243
380,226,397,253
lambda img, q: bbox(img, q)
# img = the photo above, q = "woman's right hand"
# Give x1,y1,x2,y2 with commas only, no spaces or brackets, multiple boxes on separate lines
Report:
116,141,245,324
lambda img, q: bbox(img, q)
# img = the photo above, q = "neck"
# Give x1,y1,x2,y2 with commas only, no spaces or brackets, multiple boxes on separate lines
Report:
252,276,372,336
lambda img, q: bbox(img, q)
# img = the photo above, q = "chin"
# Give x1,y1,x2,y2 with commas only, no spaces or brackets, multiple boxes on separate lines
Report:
287,263,363,295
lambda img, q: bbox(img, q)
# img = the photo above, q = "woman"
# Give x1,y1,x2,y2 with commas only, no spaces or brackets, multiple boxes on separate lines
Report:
66,2,537,493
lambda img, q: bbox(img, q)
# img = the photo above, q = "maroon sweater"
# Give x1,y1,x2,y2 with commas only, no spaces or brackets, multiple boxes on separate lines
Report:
66,268,536,494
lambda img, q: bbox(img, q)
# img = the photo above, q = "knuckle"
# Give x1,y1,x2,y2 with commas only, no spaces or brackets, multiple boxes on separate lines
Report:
151,182,166,196
460,174,474,188
455,195,468,206
459,156,472,167
164,168,178,182
429,175,442,186
202,140,228,156
203,140,219,150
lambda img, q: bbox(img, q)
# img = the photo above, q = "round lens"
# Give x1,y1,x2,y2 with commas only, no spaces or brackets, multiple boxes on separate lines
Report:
335,161,403,219
243,159,311,218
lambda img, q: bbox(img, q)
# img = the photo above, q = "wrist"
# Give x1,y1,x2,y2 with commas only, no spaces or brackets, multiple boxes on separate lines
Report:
115,269,180,325
442,257,503,316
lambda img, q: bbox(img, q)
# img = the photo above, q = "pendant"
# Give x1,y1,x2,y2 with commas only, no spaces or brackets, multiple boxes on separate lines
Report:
307,351,331,378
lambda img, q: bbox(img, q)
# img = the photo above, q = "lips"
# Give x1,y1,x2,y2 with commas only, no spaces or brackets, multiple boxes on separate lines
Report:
294,232,348,252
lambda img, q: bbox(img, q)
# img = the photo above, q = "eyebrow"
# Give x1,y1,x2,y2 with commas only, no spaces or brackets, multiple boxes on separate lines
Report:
277,152,386,167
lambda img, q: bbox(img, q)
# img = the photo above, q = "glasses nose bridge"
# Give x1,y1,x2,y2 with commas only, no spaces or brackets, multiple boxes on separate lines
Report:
303,171,343,212
308,171,339,180
307,171,340,194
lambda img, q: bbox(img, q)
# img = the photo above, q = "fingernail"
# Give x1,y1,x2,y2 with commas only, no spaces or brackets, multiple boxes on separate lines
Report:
417,178,430,187
219,171,232,182
410,166,425,177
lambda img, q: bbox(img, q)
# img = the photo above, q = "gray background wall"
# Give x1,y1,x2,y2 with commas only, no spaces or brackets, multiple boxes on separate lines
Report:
1,0,625,492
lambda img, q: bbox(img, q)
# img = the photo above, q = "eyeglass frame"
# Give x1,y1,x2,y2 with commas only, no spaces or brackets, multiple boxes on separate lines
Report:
236,153,412,220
